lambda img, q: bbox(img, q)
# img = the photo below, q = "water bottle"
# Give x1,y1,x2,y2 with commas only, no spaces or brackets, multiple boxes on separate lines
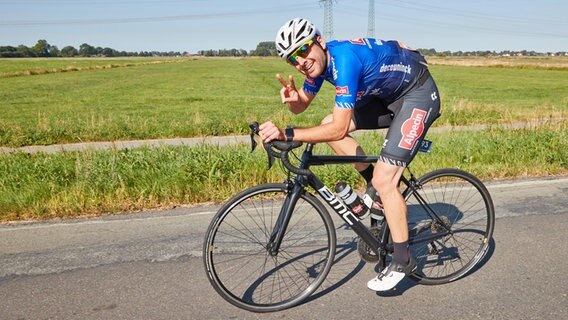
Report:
334,182,370,220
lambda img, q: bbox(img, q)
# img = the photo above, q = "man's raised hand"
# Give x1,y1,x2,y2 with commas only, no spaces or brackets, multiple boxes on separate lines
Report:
276,73,300,104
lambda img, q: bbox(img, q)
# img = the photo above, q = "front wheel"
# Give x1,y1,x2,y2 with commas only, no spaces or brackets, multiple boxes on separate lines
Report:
203,183,336,312
405,169,495,285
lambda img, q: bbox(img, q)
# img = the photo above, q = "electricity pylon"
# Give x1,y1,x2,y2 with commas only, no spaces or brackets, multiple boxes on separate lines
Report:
319,0,336,39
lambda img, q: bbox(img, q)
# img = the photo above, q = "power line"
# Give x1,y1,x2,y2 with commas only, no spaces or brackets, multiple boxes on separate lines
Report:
0,0,204,4
337,2,567,39
387,0,568,26
0,5,320,27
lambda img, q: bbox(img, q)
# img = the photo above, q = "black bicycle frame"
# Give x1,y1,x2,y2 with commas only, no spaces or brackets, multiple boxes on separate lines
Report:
267,143,388,257
265,141,452,260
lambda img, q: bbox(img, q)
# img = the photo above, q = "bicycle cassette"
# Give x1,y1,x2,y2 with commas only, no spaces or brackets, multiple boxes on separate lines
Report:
357,226,382,263
431,216,451,233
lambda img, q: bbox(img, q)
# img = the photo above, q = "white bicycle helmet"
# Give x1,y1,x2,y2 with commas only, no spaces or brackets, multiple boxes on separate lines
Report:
275,18,320,60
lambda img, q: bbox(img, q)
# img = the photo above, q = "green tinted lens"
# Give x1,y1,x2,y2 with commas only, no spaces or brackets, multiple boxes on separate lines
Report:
287,40,313,65
288,55,298,65
298,44,309,54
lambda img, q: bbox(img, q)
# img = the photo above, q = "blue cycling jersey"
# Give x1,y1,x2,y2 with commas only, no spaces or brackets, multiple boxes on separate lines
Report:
302,38,429,108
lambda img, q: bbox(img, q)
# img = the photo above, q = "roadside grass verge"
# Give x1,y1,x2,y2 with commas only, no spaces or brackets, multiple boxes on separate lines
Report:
1,122,566,222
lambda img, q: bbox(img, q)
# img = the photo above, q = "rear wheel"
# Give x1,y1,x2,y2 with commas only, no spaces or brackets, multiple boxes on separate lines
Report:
405,169,495,285
203,183,336,312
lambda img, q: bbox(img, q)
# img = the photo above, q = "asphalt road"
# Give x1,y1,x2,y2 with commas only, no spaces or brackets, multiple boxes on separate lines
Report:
1,177,567,319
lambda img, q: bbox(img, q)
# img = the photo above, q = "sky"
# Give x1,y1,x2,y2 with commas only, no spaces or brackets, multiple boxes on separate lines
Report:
1,0,567,53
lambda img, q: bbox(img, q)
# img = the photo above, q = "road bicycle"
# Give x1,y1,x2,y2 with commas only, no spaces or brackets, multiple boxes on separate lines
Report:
203,122,495,312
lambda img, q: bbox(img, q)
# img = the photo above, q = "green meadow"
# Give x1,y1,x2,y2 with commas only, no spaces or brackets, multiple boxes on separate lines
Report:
0,57,567,221
1,57,566,147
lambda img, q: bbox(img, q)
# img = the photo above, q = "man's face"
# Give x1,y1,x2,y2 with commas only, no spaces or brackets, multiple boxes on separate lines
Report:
288,37,327,78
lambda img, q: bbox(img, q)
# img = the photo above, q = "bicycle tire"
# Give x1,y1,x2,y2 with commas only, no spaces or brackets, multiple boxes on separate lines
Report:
203,183,336,312
404,169,495,285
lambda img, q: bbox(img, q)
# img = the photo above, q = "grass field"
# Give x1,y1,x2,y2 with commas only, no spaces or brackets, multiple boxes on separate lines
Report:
0,56,567,221
427,55,568,69
1,56,566,147
0,57,175,77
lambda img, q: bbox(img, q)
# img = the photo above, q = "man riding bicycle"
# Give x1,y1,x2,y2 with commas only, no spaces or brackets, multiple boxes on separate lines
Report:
259,18,441,291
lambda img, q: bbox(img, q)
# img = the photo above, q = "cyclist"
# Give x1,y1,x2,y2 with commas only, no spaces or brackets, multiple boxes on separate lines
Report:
259,18,441,291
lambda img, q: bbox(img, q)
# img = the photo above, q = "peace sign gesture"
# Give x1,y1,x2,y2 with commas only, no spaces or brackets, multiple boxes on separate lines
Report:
276,73,300,104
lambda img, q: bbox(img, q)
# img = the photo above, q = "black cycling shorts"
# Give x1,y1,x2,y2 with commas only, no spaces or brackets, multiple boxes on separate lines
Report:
352,71,441,167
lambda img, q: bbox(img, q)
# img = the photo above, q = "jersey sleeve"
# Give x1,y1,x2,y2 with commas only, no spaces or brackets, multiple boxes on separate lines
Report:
302,75,325,96
331,54,362,109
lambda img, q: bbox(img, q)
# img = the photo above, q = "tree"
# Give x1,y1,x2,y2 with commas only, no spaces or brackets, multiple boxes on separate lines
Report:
0,46,22,57
32,39,51,57
101,47,116,57
417,48,437,56
17,45,34,57
49,45,60,57
60,46,78,57
250,41,276,56
79,43,96,57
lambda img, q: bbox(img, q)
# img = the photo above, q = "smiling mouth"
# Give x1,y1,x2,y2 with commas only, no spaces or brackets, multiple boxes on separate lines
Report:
303,60,314,73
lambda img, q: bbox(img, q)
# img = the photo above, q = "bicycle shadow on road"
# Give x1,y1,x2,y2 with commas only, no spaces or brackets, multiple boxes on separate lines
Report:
369,202,498,297
301,234,367,305
374,236,496,297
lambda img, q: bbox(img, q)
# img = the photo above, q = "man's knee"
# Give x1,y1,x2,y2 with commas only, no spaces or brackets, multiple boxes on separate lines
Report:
372,162,404,194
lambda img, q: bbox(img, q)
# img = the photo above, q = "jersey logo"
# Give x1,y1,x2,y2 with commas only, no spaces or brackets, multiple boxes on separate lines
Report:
336,86,349,96
399,108,426,150
349,38,365,45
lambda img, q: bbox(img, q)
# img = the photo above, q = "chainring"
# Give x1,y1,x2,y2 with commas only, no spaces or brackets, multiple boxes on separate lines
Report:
357,226,382,263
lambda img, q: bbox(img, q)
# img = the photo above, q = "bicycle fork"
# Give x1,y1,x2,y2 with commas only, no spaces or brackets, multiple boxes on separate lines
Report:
266,180,304,256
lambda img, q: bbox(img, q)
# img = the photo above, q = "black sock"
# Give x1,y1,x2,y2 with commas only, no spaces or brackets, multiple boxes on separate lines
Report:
359,164,374,184
393,241,410,265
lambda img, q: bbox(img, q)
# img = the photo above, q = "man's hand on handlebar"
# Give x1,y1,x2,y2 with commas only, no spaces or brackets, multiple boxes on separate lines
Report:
259,121,285,143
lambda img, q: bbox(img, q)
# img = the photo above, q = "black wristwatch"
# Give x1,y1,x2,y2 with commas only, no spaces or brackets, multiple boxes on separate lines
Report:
285,126,295,142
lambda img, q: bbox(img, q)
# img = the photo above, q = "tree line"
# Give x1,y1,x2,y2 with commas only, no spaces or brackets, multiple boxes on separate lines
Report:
419,48,567,57
197,42,277,57
0,40,277,58
1,39,565,58
0,40,276,58
0,40,185,58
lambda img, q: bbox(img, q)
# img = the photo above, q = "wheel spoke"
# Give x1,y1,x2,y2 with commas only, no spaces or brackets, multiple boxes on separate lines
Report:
406,169,494,284
203,184,335,312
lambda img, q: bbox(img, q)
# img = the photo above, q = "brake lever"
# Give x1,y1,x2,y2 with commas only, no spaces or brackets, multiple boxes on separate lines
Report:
249,122,258,152
249,121,275,169
264,142,275,169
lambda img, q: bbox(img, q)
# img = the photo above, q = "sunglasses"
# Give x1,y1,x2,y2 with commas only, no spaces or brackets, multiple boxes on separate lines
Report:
287,39,315,65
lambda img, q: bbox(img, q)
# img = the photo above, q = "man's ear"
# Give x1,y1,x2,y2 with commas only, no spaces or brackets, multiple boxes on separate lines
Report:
316,35,326,50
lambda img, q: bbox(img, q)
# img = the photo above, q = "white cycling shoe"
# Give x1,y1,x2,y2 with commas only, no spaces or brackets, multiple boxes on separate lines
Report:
367,256,417,291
